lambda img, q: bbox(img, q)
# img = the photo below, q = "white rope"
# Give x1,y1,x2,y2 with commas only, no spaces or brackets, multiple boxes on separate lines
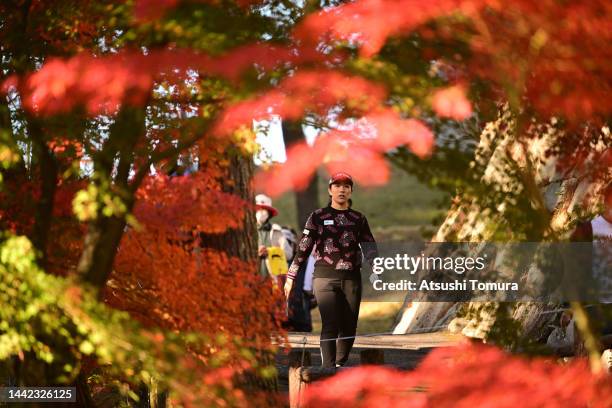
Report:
287,324,452,347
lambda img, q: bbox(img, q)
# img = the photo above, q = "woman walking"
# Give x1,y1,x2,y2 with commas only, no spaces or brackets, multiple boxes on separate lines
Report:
284,172,378,368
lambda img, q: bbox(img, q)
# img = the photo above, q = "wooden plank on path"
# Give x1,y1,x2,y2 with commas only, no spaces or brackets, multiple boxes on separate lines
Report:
282,331,463,350
289,348,389,406
288,350,311,408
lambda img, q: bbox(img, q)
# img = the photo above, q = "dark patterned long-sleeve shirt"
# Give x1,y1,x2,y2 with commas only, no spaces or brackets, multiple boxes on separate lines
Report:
287,206,378,280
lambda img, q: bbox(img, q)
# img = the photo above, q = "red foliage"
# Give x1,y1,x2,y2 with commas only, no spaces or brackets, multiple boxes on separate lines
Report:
295,0,479,58
477,1,612,122
211,70,388,135
255,111,434,197
133,171,246,234
134,0,262,22
13,45,324,115
111,235,281,347
0,174,37,235
1,0,609,403
105,166,285,406
219,71,434,196
133,0,179,21
33,0,610,123
0,1,102,54
0,138,83,227
0,171,86,276
296,0,611,122
304,342,612,408
108,168,284,355
431,84,472,120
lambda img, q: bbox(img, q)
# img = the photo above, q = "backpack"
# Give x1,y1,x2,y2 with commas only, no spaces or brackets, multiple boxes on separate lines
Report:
266,247,288,276
280,226,297,263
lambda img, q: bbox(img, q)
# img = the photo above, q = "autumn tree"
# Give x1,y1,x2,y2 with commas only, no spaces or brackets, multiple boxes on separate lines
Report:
302,342,612,407
0,0,435,404
252,0,610,363
0,0,308,404
1,0,610,406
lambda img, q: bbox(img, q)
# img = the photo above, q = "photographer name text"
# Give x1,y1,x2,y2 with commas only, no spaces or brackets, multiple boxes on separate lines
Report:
373,279,519,291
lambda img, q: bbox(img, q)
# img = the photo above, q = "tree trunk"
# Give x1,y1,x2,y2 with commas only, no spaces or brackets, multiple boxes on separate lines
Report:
281,119,320,227
198,150,279,393
295,175,320,229
393,109,610,347
199,151,257,261
77,215,129,288
25,116,58,268
76,106,145,292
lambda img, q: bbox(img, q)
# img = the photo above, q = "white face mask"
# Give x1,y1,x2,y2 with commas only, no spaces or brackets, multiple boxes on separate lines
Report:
256,209,269,226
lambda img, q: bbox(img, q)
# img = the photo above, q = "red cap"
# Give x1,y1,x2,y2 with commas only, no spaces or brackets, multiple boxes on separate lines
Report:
328,172,353,186
255,194,279,217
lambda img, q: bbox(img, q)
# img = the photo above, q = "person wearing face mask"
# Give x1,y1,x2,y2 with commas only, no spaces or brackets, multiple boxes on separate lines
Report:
284,172,378,368
587,183,612,372
255,194,294,286
552,183,612,371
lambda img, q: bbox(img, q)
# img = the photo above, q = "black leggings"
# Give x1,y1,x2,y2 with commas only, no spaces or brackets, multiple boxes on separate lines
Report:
313,277,362,367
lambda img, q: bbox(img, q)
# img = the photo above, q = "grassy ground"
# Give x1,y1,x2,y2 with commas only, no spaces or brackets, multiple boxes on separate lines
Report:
269,163,449,233
310,301,405,335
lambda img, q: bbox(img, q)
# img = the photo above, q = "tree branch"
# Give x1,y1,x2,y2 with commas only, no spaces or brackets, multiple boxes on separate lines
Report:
78,106,147,292
129,120,213,192
28,114,58,265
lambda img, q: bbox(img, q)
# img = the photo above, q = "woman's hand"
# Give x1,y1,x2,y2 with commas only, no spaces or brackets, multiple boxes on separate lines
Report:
284,278,294,299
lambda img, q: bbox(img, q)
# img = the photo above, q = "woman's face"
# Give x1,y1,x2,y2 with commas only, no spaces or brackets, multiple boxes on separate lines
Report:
328,182,352,206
